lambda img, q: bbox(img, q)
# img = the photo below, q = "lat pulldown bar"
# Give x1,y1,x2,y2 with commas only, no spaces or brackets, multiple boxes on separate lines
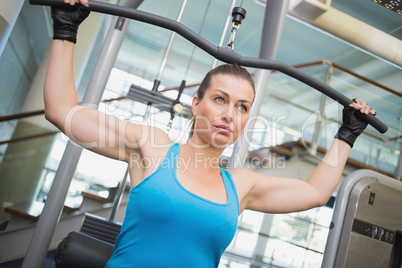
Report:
29,0,388,134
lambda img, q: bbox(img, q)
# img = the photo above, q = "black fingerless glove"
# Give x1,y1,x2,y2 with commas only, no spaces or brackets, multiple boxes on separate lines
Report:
334,105,368,148
51,4,90,44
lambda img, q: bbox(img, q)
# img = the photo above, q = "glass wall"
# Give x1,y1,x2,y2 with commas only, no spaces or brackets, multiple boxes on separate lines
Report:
221,206,333,268
252,63,401,178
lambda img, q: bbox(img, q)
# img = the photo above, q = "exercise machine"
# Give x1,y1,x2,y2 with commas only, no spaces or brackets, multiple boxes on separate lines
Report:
25,1,391,267
323,169,402,268
29,0,388,134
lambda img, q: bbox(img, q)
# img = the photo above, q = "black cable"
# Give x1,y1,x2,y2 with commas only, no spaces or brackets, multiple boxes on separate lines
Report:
184,0,211,80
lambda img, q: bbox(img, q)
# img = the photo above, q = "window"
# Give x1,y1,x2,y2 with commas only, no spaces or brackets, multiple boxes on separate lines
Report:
223,206,333,268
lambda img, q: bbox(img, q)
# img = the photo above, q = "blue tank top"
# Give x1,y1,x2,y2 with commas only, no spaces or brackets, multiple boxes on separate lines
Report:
105,142,239,268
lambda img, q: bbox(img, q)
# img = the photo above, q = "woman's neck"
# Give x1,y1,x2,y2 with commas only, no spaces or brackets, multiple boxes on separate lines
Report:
181,142,224,170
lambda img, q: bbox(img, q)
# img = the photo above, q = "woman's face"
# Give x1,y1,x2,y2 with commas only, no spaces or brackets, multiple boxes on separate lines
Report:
191,74,255,148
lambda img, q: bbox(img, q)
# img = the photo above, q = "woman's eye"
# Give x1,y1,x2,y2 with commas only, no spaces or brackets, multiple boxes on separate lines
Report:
238,104,247,112
215,97,224,103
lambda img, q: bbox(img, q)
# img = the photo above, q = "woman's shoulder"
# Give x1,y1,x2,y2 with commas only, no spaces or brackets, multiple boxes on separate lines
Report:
127,126,173,185
227,167,252,178
226,167,259,212
127,124,171,146
124,124,172,159
226,168,256,188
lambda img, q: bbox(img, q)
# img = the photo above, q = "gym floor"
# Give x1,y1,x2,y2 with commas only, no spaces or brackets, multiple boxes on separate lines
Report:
0,251,55,268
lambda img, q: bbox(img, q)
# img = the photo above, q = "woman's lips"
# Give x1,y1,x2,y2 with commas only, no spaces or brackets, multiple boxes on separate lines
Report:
215,125,232,134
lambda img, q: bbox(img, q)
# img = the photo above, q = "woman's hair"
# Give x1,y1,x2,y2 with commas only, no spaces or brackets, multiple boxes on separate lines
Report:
188,64,255,139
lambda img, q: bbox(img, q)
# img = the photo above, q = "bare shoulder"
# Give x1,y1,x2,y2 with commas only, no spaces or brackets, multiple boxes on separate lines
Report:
125,123,172,157
124,122,170,145
227,167,264,190
126,125,172,186
227,167,282,213
228,167,282,192
227,167,253,180
227,168,258,205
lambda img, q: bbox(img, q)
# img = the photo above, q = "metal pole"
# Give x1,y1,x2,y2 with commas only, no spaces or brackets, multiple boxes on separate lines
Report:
144,0,187,120
211,0,236,69
311,63,333,155
310,94,327,155
396,132,402,181
22,1,143,267
156,0,187,81
109,167,129,221
397,143,402,181
229,0,290,168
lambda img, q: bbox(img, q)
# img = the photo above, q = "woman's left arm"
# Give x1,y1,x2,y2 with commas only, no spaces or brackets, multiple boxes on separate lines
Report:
236,98,376,214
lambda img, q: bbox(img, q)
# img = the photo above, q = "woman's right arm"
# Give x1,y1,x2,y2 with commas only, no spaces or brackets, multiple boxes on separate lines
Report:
43,1,172,189
44,1,172,163
44,40,170,162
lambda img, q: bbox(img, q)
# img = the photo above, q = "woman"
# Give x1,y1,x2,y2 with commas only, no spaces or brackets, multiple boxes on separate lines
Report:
46,1,376,267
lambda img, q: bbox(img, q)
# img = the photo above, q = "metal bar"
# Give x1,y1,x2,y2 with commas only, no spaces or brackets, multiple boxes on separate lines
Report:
310,94,328,155
311,64,333,154
0,110,44,122
22,1,143,267
184,0,211,78
29,0,388,133
396,115,402,180
229,0,290,168
396,141,402,181
331,63,402,98
288,60,401,98
156,0,187,81
22,143,84,268
0,131,59,145
212,0,236,69
109,167,129,221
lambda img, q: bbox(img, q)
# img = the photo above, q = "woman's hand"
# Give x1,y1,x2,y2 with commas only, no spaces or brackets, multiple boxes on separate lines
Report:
349,97,376,115
52,0,90,43
335,97,376,148
63,0,89,7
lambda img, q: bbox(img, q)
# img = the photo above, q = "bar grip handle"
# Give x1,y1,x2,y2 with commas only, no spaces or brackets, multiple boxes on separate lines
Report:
354,109,386,133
